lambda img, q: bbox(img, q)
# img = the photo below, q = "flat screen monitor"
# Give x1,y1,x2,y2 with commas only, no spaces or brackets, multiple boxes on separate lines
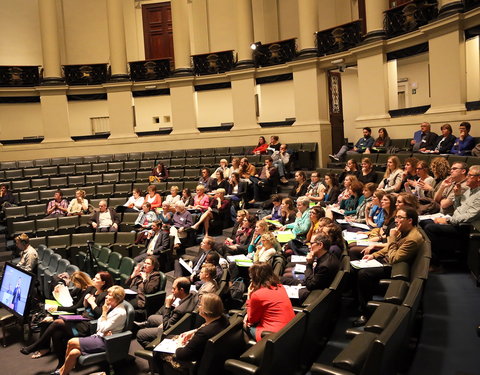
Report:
0,262,34,319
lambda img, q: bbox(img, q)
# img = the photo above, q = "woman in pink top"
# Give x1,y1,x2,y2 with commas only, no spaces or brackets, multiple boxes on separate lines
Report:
245,263,295,341
145,184,162,210
191,185,210,212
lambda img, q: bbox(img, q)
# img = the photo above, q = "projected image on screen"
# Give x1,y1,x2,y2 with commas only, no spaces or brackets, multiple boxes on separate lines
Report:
0,263,33,318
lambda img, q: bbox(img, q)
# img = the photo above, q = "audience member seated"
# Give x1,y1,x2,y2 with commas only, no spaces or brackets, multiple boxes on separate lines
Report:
411,122,438,152
280,197,297,226
267,135,281,153
358,157,377,184
305,171,325,204
150,162,169,183
229,157,241,176
338,181,364,217
134,221,171,264
198,168,213,192
134,202,158,244
338,159,361,184
345,182,376,225
118,187,144,213
289,171,308,200
320,220,345,258
319,173,341,207
429,156,451,186
196,263,219,299
271,143,291,184
153,293,228,372
189,185,210,212
353,208,424,327
227,172,248,218
245,263,295,342
239,157,257,180
400,157,419,190
21,272,113,372
15,233,38,273
212,158,231,179
281,235,340,302
158,202,174,224
404,160,436,199
451,121,475,155
423,165,480,266
287,206,325,256
126,256,162,320
46,190,69,217
57,285,127,375
164,186,181,206
365,190,386,229
262,194,282,222
433,161,468,215
191,188,230,236
252,232,278,263
0,183,16,208
421,123,456,154
337,175,358,207
136,277,198,348
66,189,89,216
281,196,311,241
174,237,215,280
252,136,269,155
145,185,162,211
223,214,255,256
329,127,375,161
370,127,391,153
89,200,120,232
208,170,229,192
249,157,278,204
170,201,193,249
181,188,194,207
378,156,403,193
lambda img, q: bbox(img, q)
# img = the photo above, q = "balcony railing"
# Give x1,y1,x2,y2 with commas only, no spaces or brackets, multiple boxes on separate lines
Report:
129,59,172,81
316,20,364,56
192,50,235,76
253,38,297,68
0,66,40,87
63,64,108,86
385,0,438,38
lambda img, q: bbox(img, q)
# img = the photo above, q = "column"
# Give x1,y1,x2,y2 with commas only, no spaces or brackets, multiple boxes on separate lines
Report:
438,0,464,17
38,0,63,83
466,36,480,103
427,24,466,114
106,0,129,80
171,0,192,75
228,69,259,130
292,60,332,166
169,78,198,134
235,0,255,68
251,0,279,43
364,0,388,42
297,0,318,57
38,87,72,143
106,83,137,139
356,44,390,120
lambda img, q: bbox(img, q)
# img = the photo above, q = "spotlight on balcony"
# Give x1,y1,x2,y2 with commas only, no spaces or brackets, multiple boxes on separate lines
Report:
250,42,262,50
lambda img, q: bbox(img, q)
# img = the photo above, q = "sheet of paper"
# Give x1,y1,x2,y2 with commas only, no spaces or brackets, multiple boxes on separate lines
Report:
418,213,449,221
294,264,307,274
283,285,304,299
350,222,371,230
154,338,178,354
350,259,384,269
274,230,296,243
227,254,250,263
235,259,253,268
356,240,380,247
124,288,138,295
265,219,282,228
336,219,348,224
179,258,193,274
330,207,344,216
190,285,197,293
290,255,307,263
53,284,74,307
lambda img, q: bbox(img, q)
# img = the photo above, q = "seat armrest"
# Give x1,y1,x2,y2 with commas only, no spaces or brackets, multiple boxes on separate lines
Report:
105,331,132,363
145,290,166,317
224,359,260,375
144,336,162,351
310,362,356,375
302,289,325,307
344,328,365,339
383,280,409,305
332,332,376,374
364,303,397,334
390,262,410,281
134,348,154,360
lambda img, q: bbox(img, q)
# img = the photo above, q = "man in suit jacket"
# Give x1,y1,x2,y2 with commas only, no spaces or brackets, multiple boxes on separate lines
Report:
174,236,215,281
411,122,438,152
89,200,120,232
136,277,199,348
134,220,171,263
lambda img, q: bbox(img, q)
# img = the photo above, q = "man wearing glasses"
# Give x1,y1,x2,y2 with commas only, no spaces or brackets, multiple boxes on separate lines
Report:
354,207,424,327
433,162,468,215
424,165,480,260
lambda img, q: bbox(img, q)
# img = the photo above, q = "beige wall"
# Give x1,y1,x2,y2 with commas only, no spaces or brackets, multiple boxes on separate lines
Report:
68,100,109,136
0,102,43,139
466,36,480,103
0,0,42,65
396,53,430,108
257,80,295,122
133,95,172,131
195,88,234,127
278,0,299,40
207,0,236,52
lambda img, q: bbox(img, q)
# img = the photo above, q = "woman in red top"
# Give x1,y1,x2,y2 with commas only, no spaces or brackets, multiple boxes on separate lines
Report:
252,136,269,155
145,184,162,210
245,263,295,341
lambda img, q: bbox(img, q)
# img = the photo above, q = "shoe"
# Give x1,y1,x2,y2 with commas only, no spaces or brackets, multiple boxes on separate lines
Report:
352,315,367,327
329,154,340,162
20,346,31,355
49,370,60,375
280,177,288,184
248,199,256,204
133,321,148,329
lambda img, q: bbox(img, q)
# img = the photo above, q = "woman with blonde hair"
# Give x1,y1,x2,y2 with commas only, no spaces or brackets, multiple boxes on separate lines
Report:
253,232,278,263
429,156,450,184
67,190,89,215
378,156,403,193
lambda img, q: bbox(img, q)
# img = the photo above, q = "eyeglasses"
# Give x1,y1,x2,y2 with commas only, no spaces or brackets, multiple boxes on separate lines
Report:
395,215,408,220
450,167,462,170
415,168,424,170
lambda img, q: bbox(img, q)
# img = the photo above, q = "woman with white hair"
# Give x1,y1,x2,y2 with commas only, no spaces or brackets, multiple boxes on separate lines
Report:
170,201,193,247
280,196,312,241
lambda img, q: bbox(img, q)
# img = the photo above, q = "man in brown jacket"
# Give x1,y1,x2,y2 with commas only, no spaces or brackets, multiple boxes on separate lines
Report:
353,207,424,326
